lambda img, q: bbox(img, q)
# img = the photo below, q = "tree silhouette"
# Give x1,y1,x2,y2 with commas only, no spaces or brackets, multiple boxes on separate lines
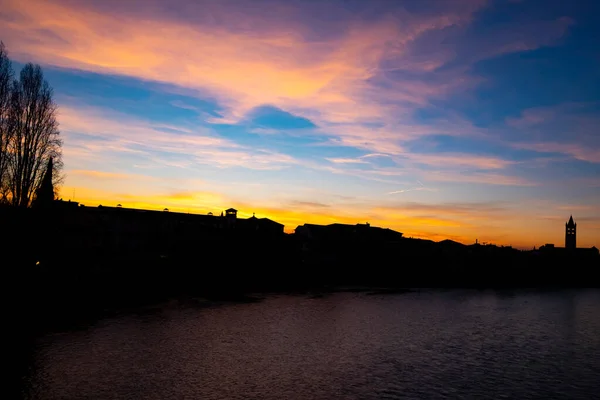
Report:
4,59,62,207
0,41,13,203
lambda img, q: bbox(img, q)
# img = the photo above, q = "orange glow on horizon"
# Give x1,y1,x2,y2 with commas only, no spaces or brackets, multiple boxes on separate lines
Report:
61,186,599,250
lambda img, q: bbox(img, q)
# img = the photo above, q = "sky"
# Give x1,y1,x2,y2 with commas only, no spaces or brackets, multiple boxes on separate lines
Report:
1,0,599,248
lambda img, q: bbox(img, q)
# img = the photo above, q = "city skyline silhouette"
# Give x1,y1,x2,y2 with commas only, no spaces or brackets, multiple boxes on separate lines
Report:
0,0,599,249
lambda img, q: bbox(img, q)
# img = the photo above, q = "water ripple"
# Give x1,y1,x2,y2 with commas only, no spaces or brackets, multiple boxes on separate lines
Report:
19,289,600,400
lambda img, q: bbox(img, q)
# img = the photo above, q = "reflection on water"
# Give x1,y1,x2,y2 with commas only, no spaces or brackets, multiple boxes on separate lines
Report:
20,290,600,399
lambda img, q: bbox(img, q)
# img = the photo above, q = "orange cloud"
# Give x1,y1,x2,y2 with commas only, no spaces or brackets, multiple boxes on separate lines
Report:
0,0,486,153
69,170,138,180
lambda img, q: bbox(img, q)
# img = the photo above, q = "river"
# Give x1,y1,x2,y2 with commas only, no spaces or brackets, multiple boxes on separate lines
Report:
17,289,600,399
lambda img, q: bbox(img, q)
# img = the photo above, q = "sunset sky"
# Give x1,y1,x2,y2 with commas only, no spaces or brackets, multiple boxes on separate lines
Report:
1,0,599,248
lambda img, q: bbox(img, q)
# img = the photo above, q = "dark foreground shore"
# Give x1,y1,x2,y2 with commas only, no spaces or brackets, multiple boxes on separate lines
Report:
9,246,599,337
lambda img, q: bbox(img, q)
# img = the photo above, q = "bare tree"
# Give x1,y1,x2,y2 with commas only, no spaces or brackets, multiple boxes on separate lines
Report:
6,63,62,207
0,41,13,203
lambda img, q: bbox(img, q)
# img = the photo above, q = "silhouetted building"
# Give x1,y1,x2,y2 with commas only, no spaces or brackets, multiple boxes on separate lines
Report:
55,199,79,209
39,203,286,257
295,222,403,241
533,215,598,260
225,207,237,227
565,215,576,249
538,219,598,261
539,242,599,259
243,213,285,235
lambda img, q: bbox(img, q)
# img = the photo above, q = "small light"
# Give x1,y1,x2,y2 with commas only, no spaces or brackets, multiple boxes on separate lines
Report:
35,261,40,266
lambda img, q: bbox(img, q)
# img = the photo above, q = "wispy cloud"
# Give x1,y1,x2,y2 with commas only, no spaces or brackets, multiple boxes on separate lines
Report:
388,187,433,195
323,150,532,186
326,157,369,164
516,142,600,164
389,180,434,195
69,170,134,180
59,104,300,171
375,201,510,218
504,103,600,163
400,153,515,170
423,171,536,186
58,102,535,188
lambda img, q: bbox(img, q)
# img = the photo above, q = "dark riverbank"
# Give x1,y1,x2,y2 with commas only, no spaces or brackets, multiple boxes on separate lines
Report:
15,289,600,400
11,249,599,337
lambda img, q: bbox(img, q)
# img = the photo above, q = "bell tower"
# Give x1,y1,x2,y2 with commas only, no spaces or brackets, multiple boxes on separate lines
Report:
565,215,576,249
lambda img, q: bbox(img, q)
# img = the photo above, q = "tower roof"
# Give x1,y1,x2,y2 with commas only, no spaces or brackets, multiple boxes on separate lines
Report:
34,157,54,207
567,215,576,226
